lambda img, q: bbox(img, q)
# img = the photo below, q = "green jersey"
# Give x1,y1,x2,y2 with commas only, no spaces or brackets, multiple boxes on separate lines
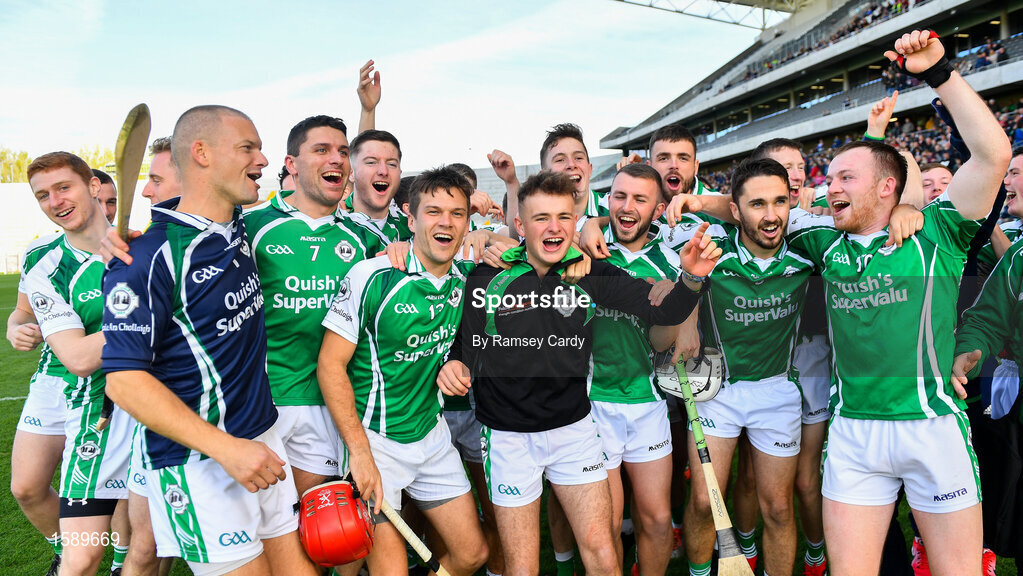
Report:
343,197,412,243
977,219,1022,269
19,234,69,381
22,234,106,408
662,216,814,384
786,195,981,420
956,239,1023,378
322,251,474,443
245,192,385,405
588,228,681,403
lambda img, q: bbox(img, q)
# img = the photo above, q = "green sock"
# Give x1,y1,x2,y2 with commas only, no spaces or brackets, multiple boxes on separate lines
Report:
111,544,128,570
737,528,758,559
671,506,684,528
555,551,574,576
46,534,62,556
688,559,712,576
805,538,825,565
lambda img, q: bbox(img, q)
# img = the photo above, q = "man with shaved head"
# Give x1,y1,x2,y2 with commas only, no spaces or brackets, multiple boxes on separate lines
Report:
103,105,317,575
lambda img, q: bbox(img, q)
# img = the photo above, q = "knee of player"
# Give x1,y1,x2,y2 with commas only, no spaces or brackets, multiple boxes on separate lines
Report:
61,547,106,574
458,537,489,571
760,497,795,526
637,506,672,533
9,477,45,503
794,469,821,497
686,489,712,515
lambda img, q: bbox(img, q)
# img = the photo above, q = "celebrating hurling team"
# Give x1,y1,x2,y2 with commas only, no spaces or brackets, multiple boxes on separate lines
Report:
4,30,1017,576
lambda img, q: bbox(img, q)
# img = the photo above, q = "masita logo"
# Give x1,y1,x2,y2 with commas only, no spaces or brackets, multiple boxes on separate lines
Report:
106,282,139,319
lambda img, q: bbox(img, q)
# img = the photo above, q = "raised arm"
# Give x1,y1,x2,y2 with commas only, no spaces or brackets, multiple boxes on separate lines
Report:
885,30,1011,219
357,59,381,135
488,150,520,235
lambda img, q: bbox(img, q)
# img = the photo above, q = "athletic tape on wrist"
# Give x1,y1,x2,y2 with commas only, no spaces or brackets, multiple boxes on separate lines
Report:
892,32,954,89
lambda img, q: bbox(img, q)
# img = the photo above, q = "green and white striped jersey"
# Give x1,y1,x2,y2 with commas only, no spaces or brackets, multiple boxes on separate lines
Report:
588,228,680,403
342,196,413,244
245,192,385,406
662,216,813,385
786,194,980,420
322,251,474,443
19,234,69,382
21,234,106,408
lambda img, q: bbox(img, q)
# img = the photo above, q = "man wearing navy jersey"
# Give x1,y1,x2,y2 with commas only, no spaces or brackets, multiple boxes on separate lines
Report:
103,105,316,576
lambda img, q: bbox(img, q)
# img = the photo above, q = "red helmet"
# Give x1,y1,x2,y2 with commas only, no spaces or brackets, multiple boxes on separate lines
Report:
298,481,375,566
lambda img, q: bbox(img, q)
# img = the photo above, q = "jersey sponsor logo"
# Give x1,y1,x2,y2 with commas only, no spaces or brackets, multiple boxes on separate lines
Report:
265,244,294,255
933,487,968,502
106,282,139,319
496,484,522,496
132,472,147,487
724,293,798,326
191,265,224,284
394,302,419,314
164,484,190,514
284,275,342,293
581,462,604,473
22,415,42,427
76,441,100,460
30,292,53,314
217,273,264,336
773,440,797,449
648,439,670,451
397,323,458,362
78,289,103,303
218,531,252,546
104,479,126,490
594,307,642,329
335,241,356,262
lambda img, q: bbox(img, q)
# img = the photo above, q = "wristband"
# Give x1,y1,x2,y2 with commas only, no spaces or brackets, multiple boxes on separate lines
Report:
891,32,954,89
862,132,885,142
679,268,707,285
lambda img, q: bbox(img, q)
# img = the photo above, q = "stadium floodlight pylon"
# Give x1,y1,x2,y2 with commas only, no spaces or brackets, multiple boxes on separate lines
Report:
611,0,795,30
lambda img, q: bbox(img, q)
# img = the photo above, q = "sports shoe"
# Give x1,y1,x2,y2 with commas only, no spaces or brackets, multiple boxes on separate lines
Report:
45,555,61,576
110,569,122,576
911,537,930,576
670,527,684,559
803,559,827,576
982,548,996,576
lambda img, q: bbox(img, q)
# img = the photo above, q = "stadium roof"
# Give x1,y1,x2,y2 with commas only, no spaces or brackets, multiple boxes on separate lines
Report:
611,0,800,30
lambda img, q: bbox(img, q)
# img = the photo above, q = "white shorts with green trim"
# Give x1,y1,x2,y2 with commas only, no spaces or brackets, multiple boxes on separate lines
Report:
60,402,131,502
366,418,471,511
144,424,299,566
444,409,484,464
128,422,148,496
693,374,801,457
482,415,608,507
18,373,67,435
793,335,832,425
822,413,981,513
591,400,672,468
276,405,343,477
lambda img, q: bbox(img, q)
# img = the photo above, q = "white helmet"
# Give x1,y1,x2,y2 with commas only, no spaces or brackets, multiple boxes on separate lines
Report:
655,347,723,402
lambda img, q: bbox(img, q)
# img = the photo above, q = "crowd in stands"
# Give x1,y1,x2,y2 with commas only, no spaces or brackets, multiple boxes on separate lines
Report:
703,95,1023,194
727,0,921,91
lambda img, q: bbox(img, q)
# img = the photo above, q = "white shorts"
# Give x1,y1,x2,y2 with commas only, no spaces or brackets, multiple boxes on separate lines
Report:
144,425,299,566
60,403,131,501
128,422,148,496
822,414,981,513
482,415,608,507
18,373,67,435
591,400,672,468
366,419,471,511
793,335,832,425
694,374,802,457
444,409,484,464
275,405,343,477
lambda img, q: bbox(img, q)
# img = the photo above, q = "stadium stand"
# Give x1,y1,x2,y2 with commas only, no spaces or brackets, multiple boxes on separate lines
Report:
596,0,1022,192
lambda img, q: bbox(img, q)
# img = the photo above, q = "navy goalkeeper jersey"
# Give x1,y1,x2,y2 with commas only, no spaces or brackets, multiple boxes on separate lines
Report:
102,199,277,469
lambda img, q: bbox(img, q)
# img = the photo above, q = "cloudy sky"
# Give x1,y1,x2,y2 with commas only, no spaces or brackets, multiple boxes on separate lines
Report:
0,0,763,180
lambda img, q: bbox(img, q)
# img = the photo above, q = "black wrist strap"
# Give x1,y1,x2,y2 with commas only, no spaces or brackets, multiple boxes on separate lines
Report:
904,56,954,88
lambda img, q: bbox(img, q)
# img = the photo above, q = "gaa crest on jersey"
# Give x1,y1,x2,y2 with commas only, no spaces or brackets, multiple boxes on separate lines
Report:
30,292,53,315
335,241,356,263
335,278,352,303
164,484,190,514
76,440,100,460
447,287,462,307
106,282,139,319
878,244,897,257
782,266,801,277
